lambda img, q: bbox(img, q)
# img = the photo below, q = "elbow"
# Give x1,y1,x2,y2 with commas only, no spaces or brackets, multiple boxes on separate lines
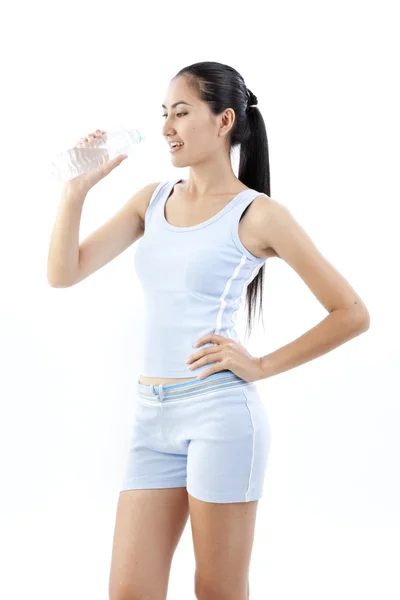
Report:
337,302,370,333
47,274,74,288
349,297,371,332
48,280,71,288
47,266,76,288
359,311,370,332
353,306,370,332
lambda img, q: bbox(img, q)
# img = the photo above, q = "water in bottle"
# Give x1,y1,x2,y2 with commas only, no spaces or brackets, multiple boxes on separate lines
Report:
51,128,147,183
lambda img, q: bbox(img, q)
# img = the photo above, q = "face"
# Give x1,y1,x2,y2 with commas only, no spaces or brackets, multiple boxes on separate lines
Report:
161,77,234,166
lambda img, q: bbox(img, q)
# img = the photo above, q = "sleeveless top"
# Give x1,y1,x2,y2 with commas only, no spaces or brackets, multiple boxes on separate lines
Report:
134,177,269,377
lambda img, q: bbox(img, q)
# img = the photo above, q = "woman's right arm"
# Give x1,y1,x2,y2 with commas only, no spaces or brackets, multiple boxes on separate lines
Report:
47,181,161,287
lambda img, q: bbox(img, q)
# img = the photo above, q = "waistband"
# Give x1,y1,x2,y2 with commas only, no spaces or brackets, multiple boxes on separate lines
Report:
136,371,249,402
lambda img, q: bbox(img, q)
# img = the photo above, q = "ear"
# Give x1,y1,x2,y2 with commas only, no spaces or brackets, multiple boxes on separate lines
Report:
219,108,236,137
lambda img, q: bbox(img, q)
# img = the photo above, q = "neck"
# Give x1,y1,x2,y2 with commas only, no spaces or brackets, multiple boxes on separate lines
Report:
184,154,240,199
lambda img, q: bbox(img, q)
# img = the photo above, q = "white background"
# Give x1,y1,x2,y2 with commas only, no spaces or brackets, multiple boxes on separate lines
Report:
1,0,399,598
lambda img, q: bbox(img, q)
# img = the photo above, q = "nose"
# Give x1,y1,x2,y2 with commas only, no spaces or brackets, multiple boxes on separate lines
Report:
162,116,177,139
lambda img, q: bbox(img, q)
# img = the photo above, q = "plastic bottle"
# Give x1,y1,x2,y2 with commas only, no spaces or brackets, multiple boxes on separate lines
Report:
51,128,147,183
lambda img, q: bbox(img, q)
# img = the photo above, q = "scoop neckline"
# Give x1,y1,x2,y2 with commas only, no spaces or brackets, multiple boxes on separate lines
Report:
161,178,252,232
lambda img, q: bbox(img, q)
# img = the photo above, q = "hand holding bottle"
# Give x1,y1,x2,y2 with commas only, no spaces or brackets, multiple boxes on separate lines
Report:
60,129,128,193
69,128,128,190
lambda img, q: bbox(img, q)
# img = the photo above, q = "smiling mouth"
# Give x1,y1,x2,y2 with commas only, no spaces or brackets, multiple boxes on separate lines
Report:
170,143,185,152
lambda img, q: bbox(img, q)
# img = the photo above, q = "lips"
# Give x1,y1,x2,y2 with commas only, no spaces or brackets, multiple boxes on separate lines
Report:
170,142,184,153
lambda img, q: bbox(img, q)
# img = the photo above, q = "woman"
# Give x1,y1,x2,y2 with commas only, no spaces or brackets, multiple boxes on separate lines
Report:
48,61,370,600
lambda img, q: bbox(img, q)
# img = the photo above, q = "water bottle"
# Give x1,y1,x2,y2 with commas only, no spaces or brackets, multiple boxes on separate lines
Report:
51,128,147,184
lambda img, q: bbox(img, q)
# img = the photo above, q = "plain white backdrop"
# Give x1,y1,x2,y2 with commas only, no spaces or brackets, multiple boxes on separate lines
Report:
1,0,399,598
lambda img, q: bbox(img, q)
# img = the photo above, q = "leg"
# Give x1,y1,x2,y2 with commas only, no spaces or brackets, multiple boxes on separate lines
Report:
189,493,259,600
108,487,189,600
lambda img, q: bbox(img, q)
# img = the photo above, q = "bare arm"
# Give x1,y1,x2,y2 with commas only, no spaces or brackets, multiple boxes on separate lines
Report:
47,184,87,287
47,181,161,287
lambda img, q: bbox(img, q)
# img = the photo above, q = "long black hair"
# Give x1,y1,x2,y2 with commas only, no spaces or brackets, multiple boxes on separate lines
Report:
174,61,271,340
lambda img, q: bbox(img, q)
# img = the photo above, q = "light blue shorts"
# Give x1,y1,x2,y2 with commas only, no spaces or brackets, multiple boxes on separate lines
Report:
121,371,272,503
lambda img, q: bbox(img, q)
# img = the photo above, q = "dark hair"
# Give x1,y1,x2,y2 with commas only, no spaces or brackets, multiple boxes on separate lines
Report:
173,61,271,341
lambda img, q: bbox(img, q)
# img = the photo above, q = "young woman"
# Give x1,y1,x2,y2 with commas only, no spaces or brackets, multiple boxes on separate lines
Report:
48,61,370,600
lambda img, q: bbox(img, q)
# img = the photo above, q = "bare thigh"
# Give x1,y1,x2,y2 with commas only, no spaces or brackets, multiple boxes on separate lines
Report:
109,487,189,600
189,493,259,600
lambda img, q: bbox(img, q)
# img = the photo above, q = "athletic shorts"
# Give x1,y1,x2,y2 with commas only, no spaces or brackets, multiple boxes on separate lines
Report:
120,371,272,503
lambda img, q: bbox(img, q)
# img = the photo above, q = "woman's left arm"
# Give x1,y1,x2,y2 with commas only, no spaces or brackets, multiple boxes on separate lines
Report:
254,197,370,379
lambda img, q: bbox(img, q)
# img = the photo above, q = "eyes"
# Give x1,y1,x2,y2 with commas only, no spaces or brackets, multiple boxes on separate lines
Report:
161,113,187,119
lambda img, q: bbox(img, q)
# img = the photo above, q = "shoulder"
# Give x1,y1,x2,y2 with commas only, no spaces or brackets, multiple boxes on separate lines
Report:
136,181,165,225
249,194,326,266
244,194,285,257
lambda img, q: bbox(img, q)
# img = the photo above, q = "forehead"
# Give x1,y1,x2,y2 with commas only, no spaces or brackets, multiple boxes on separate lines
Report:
162,77,197,108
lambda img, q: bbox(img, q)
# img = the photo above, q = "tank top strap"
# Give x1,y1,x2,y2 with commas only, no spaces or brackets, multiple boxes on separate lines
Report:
229,189,269,262
144,179,181,228
150,178,182,207
148,181,167,207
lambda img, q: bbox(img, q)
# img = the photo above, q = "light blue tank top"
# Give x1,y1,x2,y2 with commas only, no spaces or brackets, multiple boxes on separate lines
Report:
134,177,269,377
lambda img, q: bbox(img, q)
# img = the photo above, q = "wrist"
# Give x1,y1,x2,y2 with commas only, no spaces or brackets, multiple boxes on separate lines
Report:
62,181,90,200
258,355,274,380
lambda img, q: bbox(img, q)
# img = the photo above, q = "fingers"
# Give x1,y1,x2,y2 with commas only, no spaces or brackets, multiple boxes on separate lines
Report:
111,154,128,167
75,129,106,147
86,130,105,142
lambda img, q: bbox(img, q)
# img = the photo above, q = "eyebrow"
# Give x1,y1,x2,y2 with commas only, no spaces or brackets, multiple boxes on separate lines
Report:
161,101,193,109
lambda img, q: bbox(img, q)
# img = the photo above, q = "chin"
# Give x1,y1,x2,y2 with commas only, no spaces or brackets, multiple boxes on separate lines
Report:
171,156,188,166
